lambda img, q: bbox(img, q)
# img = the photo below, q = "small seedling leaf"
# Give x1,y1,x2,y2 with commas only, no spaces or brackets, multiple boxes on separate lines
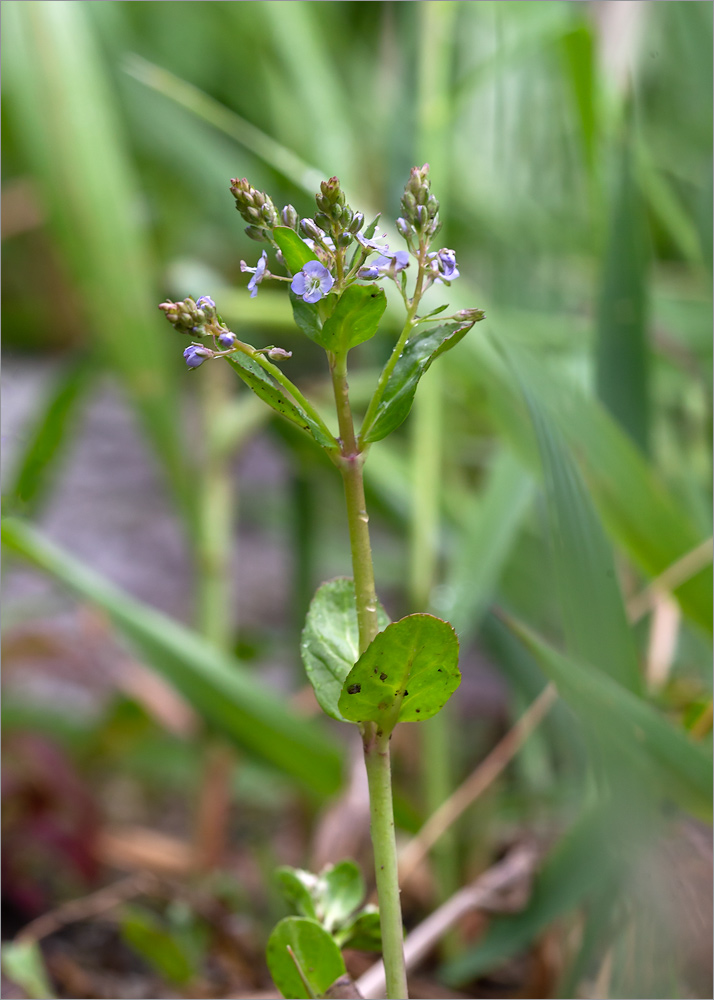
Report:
362,321,478,442
266,917,346,1000
336,905,382,951
276,866,319,921
338,613,460,730
301,579,390,722
274,226,319,274
321,860,365,931
120,906,194,986
321,284,387,354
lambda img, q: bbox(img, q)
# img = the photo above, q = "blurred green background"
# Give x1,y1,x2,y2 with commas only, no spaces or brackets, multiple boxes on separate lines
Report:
2,2,712,998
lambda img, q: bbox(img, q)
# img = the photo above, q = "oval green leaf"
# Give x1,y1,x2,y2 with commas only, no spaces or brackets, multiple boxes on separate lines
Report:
301,579,390,722
338,613,460,731
362,321,478,443
266,917,346,1000
321,284,387,354
273,226,318,274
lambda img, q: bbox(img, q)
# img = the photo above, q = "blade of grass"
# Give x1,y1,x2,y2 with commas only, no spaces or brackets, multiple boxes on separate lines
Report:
505,340,642,693
2,518,342,796
2,1,193,522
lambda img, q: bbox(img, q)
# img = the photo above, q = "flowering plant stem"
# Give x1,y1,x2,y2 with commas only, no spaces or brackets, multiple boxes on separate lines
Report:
330,350,409,1000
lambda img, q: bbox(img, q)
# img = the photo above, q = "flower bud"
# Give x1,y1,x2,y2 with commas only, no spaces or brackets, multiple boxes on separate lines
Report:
245,225,270,242
396,217,411,239
217,330,237,348
336,233,353,248
455,308,486,323
300,218,325,242
267,347,292,360
281,204,299,230
349,212,365,234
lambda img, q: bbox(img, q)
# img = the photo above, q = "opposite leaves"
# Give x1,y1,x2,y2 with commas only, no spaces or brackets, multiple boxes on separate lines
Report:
338,613,460,732
301,579,390,722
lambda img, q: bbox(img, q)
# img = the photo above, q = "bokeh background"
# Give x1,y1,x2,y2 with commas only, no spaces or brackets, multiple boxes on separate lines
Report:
2,2,712,998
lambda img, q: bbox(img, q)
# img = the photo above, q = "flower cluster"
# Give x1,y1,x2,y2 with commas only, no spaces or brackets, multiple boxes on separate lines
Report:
159,295,217,336
161,165,480,368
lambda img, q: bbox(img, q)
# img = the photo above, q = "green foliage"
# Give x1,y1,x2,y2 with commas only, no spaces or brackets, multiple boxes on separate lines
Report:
1,518,342,795
276,860,377,945
120,905,198,987
504,613,712,819
338,614,460,732
321,284,387,355
266,917,346,1000
274,226,319,273
301,579,390,722
361,322,478,443
1,941,55,1000
226,354,335,449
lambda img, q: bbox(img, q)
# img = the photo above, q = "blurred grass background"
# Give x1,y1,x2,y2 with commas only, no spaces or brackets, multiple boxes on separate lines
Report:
2,2,712,998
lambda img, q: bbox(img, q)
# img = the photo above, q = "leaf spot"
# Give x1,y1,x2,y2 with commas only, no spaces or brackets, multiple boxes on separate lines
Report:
347,683,361,695
379,672,387,681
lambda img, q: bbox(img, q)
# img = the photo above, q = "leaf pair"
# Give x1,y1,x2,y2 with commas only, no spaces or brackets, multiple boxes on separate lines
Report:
269,860,380,1000
301,579,460,733
276,860,380,949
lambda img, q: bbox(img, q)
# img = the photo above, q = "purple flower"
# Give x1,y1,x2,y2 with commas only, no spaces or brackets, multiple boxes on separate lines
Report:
183,345,209,368
291,260,335,303
355,231,389,253
357,250,410,281
432,248,459,281
241,251,268,298
196,295,216,311
217,331,237,348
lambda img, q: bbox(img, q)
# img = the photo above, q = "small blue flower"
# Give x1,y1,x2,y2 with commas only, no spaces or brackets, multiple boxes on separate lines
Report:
434,248,459,281
217,331,237,349
291,260,335,303
355,231,389,253
183,345,209,368
357,250,410,281
196,295,216,311
241,251,269,298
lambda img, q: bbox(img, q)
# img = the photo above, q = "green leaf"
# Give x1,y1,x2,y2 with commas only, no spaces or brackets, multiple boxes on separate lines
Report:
121,906,194,986
321,284,387,354
3,2,192,521
274,226,319,274
266,917,346,1000
226,354,335,450
320,860,365,932
289,292,326,347
362,322,476,443
2,518,342,796
596,129,650,453
4,356,91,518
301,579,390,722
338,614,460,731
505,342,642,694
336,906,382,951
276,867,319,921
503,613,713,818
1,941,55,1000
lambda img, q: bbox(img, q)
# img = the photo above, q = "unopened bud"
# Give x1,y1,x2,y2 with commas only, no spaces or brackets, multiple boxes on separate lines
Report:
336,233,353,248
245,225,270,242
267,347,292,360
455,308,486,323
349,212,365,234
281,204,299,230
300,218,325,241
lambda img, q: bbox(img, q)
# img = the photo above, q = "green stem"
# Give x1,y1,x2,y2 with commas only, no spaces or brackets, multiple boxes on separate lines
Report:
359,243,427,446
329,350,408,999
364,730,410,1000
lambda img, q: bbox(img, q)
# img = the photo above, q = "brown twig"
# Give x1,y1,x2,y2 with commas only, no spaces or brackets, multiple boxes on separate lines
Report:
626,538,713,623
398,685,557,887
15,872,156,945
356,843,540,999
